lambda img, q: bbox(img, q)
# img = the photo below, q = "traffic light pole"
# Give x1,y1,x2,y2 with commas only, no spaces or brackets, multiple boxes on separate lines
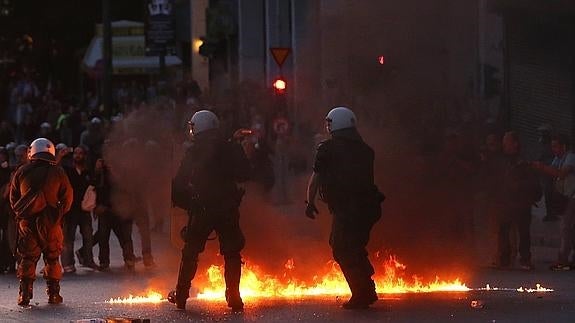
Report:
159,45,166,82
102,0,113,117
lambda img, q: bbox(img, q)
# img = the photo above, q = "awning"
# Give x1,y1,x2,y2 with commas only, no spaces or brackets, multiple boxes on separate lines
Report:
83,22,182,76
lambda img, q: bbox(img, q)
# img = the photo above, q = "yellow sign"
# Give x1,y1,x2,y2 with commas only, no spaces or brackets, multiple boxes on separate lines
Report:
113,41,146,57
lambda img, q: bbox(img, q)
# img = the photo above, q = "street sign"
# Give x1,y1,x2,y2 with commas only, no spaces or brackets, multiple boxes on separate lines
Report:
273,117,290,135
145,0,177,56
270,47,291,67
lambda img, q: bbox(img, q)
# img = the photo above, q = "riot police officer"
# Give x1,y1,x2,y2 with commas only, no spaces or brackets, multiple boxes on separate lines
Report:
169,110,250,311
10,138,73,306
306,107,384,309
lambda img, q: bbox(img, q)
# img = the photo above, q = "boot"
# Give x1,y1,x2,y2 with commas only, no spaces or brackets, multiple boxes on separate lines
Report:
170,254,198,310
342,279,378,310
167,288,188,310
224,255,244,312
225,288,244,312
18,279,34,306
342,291,378,309
46,280,63,304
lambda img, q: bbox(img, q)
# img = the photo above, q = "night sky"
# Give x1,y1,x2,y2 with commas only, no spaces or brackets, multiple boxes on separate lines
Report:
9,0,146,46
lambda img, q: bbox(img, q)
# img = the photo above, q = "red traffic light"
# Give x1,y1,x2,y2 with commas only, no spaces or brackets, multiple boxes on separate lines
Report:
273,78,286,92
378,55,386,65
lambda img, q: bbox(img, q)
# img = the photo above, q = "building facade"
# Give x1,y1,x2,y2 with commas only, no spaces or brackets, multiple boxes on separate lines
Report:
495,0,575,157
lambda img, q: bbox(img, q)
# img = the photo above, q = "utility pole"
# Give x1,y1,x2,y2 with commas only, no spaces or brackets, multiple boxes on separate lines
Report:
102,0,113,117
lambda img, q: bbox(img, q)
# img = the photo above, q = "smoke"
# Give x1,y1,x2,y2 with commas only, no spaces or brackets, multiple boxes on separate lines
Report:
101,1,486,290
101,103,335,287
291,0,485,275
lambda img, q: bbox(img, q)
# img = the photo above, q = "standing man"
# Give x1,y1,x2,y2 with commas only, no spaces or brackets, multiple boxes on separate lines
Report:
534,124,557,221
9,138,72,306
61,145,98,272
92,158,137,272
0,147,16,273
306,107,384,309
168,110,250,311
492,132,541,270
532,134,575,270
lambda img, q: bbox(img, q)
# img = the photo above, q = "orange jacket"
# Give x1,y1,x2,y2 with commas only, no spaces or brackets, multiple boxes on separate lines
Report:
9,160,73,218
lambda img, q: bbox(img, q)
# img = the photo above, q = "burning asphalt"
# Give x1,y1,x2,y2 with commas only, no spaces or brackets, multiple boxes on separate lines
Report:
102,255,551,306
0,232,570,322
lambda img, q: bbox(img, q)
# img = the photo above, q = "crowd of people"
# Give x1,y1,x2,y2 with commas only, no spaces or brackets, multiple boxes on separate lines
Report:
424,125,575,271
0,34,306,280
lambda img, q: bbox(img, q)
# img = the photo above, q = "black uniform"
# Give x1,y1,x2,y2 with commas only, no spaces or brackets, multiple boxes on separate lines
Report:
171,130,250,310
313,128,383,305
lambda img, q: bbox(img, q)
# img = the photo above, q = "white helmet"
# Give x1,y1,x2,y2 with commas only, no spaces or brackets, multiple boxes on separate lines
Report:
29,138,56,161
189,110,219,135
325,107,357,132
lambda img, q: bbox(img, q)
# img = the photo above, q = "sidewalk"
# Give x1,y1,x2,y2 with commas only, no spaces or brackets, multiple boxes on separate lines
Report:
531,201,561,249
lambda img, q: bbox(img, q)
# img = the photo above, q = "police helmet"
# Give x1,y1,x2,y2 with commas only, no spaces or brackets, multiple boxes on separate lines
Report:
29,138,56,162
188,110,219,135
325,107,356,132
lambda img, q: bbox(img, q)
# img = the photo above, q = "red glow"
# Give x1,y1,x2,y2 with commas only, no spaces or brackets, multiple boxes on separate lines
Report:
378,55,386,65
273,79,286,91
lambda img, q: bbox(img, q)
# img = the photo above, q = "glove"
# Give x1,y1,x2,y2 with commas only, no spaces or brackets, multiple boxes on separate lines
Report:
305,201,319,219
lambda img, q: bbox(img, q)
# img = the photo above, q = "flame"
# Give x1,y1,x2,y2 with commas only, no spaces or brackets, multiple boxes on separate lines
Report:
102,256,554,304
197,255,469,300
517,284,554,293
106,291,165,304
477,283,554,293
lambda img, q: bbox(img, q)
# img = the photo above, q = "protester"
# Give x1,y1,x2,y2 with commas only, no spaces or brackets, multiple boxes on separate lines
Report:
61,145,99,272
489,132,541,270
532,134,575,270
92,158,137,272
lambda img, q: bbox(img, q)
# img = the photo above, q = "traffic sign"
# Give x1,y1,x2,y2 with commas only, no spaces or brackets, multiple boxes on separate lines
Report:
273,117,290,135
145,0,176,56
270,47,291,67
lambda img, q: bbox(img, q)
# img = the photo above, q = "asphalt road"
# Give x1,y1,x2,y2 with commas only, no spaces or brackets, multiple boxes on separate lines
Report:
0,271,573,323
0,209,574,323
0,242,574,322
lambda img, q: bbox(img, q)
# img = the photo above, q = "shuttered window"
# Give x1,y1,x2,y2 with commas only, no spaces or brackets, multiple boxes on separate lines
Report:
506,15,574,157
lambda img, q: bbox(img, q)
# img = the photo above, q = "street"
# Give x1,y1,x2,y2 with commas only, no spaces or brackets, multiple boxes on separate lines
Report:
0,221,574,323
1,1,575,322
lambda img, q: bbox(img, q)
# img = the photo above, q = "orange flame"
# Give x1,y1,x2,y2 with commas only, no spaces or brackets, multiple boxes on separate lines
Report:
517,284,554,293
197,255,469,300
106,290,165,304
102,256,554,304
479,283,554,293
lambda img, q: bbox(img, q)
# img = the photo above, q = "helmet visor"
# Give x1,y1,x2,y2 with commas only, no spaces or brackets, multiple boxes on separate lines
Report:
324,118,332,133
187,120,195,136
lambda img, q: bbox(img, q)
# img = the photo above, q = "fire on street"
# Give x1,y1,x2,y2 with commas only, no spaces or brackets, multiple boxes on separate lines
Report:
0,235,570,323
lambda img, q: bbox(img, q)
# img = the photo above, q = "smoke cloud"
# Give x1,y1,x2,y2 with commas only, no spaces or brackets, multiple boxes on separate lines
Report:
102,0,486,290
